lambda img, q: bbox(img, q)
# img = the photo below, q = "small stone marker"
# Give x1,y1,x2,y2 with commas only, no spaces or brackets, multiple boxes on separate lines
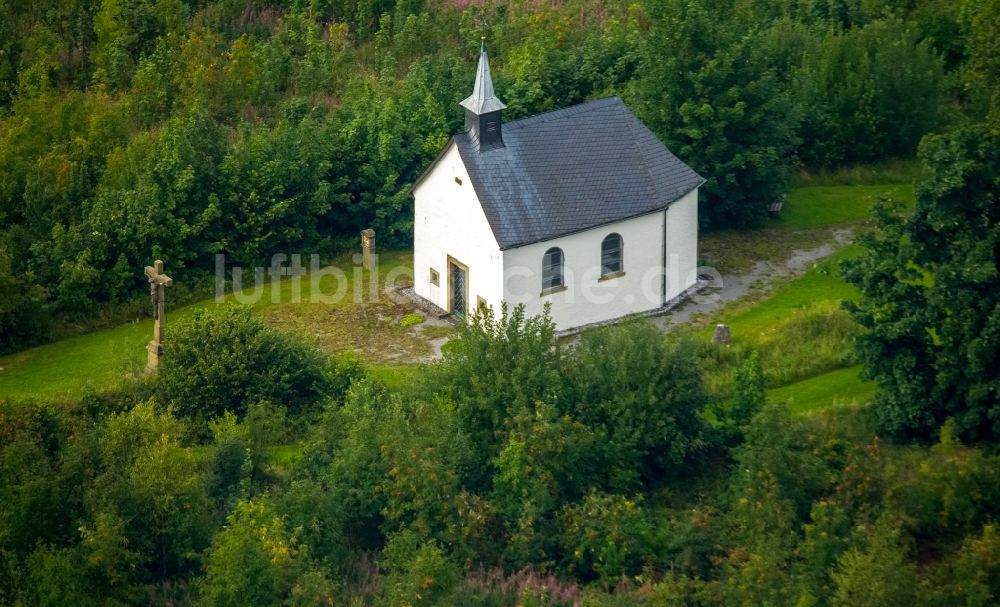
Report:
361,228,376,270
144,260,173,373
712,323,732,345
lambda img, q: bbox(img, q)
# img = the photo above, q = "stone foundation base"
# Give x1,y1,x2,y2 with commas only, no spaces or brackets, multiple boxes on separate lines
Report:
146,340,163,374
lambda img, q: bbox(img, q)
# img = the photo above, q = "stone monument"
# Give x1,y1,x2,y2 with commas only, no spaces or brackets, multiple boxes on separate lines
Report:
361,228,376,270
144,259,173,373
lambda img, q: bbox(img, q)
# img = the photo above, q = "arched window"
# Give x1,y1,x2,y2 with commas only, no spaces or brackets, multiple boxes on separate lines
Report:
601,233,623,275
542,247,564,291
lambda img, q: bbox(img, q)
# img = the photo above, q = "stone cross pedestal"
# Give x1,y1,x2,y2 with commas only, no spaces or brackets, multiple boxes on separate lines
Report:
144,260,173,373
361,228,376,270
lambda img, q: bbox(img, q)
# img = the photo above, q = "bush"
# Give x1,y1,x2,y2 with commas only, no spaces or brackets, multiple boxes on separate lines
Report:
830,516,917,607
431,304,561,485
0,247,50,354
563,321,710,488
199,499,336,607
560,493,653,587
379,529,460,607
158,305,331,419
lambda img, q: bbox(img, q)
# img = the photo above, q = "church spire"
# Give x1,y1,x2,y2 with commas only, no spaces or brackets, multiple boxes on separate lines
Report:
461,39,506,151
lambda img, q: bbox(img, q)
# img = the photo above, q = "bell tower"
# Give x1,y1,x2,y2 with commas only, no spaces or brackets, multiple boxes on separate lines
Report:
460,40,506,152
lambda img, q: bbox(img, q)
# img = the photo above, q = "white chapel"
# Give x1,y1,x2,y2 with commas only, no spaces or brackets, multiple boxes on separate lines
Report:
412,45,704,332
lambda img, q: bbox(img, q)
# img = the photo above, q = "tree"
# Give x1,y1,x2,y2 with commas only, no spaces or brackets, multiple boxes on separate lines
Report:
198,499,336,607
378,528,460,607
563,321,710,489
75,401,215,596
559,492,653,587
627,0,800,227
843,125,1000,441
830,517,917,607
0,247,49,353
794,19,947,166
430,304,562,484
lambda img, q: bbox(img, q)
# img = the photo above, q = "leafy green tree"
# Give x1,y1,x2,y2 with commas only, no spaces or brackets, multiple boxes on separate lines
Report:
794,19,947,166
731,350,766,428
0,247,49,353
843,125,1000,440
563,321,710,489
378,528,460,607
492,402,603,567
214,115,342,265
730,404,829,543
21,545,95,607
49,400,215,600
885,421,1000,538
921,524,1000,607
430,304,561,484
962,0,1000,134
199,498,336,607
92,0,137,89
628,0,800,227
560,493,653,587
0,401,79,555
830,517,917,607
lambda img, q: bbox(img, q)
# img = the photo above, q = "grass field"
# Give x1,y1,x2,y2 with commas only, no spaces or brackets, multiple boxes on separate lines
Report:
0,250,448,401
1,182,910,407
775,183,914,228
768,365,876,414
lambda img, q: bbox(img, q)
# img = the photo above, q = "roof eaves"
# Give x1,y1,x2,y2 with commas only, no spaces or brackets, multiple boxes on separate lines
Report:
408,137,457,197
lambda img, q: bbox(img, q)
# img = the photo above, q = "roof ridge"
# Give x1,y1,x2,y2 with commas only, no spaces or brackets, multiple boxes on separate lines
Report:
432,97,703,250
503,96,622,131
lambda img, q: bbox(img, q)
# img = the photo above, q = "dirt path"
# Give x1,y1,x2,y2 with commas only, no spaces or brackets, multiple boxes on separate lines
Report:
652,228,854,329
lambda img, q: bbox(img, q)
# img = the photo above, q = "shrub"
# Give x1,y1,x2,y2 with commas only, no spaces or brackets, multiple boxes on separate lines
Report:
158,305,331,419
563,321,710,488
379,529,460,607
199,499,336,607
830,516,917,607
560,493,653,587
431,304,561,486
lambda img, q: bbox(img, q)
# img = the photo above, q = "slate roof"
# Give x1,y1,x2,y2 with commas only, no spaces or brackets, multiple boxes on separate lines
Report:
449,96,704,250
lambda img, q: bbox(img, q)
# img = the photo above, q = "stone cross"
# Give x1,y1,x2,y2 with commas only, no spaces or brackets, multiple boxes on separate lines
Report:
144,260,173,373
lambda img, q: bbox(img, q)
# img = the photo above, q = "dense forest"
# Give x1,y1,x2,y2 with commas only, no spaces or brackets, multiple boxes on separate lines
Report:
3,0,1000,605
0,0,981,352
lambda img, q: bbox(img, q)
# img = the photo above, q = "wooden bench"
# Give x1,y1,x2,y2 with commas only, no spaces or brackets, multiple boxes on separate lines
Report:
768,194,786,218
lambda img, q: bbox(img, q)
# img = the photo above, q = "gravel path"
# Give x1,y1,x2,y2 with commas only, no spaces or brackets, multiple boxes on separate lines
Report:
652,228,853,329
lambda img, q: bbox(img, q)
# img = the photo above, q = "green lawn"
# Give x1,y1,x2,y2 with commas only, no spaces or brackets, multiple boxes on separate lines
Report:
700,246,870,411
768,365,876,414
774,183,914,229
712,245,862,340
0,303,216,402
0,250,450,402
